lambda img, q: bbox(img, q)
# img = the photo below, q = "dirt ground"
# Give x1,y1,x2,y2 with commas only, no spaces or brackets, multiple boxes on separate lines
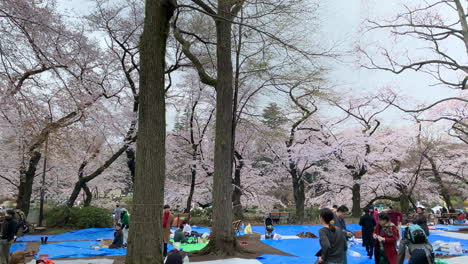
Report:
19,234,292,263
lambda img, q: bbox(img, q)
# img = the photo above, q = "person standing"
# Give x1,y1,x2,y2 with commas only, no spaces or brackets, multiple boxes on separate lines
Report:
120,209,129,246
163,205,174,257
360,208,376,259
374,213,398,264
373,208,380,224
113,204,122,225
398,224,434,264
387,206,403,228
414,207,429,236
318,208,347,264
1,210,18,264
332,205,338,213
333,205,352,264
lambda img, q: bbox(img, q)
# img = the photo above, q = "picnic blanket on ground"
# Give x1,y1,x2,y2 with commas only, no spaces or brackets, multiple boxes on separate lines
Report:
36,241,125,259
10,242,27,253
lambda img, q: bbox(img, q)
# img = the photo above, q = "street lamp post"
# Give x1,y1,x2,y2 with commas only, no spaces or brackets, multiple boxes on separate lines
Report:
38,115,52,227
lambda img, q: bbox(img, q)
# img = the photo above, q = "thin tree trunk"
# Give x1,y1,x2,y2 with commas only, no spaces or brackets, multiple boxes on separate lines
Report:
16,151,42,216
184,163,197,213
126,148,136,184
83,184,92,207
454,0,468,54
232,151,244,220
125,0,176,262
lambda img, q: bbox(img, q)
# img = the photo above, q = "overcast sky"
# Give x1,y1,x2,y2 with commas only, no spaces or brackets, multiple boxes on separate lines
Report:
57,0,463,129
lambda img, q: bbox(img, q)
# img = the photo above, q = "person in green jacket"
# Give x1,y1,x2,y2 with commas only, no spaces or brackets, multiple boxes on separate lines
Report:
174,225,187,243
120,210,129,246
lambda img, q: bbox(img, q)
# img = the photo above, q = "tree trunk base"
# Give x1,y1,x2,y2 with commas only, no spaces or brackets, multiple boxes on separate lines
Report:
193,237,247,256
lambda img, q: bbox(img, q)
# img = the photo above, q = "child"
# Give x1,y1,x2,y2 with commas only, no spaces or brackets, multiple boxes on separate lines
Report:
374,212,398,264
109,223,124,249
397,224,434,264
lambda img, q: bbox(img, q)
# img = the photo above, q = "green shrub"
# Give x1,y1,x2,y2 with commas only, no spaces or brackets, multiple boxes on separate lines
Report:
44,205,67,227
44,205,112,229
189,216,210,226
71,206,113,228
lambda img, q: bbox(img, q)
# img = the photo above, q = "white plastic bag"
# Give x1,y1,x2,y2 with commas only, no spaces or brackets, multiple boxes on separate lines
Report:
449,242,462,254
273,234,282,240
348,250,361,257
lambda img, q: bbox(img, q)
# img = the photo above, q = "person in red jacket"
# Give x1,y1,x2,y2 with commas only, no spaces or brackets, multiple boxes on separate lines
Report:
374,212,399,264
387,206,403,226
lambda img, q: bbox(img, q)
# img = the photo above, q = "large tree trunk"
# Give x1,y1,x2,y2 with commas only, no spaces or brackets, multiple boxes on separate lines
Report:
16,151,42,216
125,0,175,262
202,0,238,255
232,151,244,220
351,180,361,217
292,174,305,224
424,154,453,209
399,194,409,214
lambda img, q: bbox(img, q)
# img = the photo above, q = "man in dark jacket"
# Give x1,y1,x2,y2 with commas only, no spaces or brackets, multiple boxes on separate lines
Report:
359,208,376,259
1,209,18,264
333,205,351,264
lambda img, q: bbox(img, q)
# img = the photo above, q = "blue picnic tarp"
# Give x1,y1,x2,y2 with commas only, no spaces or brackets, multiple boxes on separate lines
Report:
433,225,465,232
241,224,362,236
36,241,126,259
10,242,27,253
257,238,375,264
17,228,115,242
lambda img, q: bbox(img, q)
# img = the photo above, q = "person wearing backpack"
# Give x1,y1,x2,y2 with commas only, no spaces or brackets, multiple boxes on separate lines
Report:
397,224,434,264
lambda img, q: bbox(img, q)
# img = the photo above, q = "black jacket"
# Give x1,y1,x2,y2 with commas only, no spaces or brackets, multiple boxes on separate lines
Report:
359,214,376,246
415,213,430,236
1,217,18,241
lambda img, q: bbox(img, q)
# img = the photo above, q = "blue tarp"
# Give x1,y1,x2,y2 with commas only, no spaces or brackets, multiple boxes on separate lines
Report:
257,238,375,264
36,241,126,259
434,225,465,232
10,242,27,253
17,228,115,242
18,227,210,242
241,224,362,236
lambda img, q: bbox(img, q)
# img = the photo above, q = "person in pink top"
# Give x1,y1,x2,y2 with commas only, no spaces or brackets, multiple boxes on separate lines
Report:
373,208,380,223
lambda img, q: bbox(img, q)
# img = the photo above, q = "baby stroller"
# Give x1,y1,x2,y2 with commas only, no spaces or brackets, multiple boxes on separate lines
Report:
265,217,274,239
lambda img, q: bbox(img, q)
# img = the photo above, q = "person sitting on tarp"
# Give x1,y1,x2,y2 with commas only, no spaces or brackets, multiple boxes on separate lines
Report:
397,222,434,264
109,223,124,249
174,225,187,243
182,221,192,236
265,216,274,239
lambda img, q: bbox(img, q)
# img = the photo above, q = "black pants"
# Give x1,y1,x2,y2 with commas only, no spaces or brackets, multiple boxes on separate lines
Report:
163,242,168,257
365,245,374,257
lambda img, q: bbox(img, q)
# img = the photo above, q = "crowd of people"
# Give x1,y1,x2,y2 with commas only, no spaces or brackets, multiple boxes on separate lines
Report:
317,205,436,264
